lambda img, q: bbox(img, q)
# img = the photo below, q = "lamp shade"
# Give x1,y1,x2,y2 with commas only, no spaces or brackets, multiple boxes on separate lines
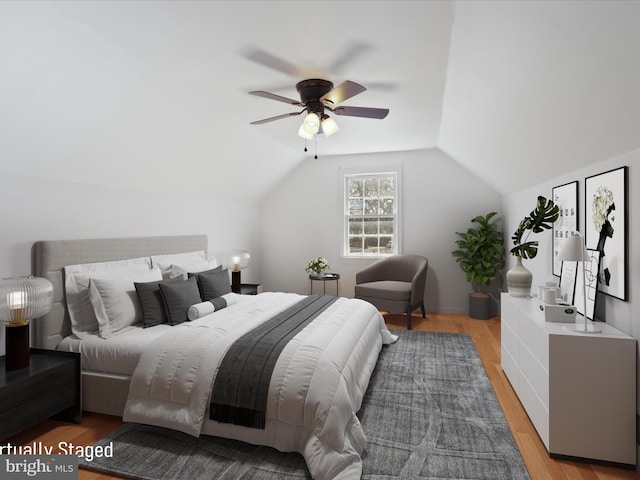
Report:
0,276,54,325
321,115,340,137
557,233,588,262
223,250,251,272
301,112,320,135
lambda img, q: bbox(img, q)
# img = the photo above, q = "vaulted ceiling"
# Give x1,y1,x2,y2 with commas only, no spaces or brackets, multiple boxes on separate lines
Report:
1,1,639,201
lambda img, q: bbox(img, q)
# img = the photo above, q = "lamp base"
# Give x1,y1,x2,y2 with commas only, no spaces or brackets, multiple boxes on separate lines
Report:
563,324,602,334
231,271,241,294
5,322,30,371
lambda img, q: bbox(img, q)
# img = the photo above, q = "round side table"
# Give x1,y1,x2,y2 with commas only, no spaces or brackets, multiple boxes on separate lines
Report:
309,273,340,296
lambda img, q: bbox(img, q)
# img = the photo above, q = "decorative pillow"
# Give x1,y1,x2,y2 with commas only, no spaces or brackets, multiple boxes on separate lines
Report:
64,256,152,338
151,251,206,279
169,259,218,280
89,268,162,338
193,267,231,301
159,276,203,325
187,293,238,320
134,277,184,328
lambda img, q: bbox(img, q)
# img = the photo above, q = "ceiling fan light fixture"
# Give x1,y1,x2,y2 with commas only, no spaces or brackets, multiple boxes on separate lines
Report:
298,123,314,140
301,112,320,135
321,115,340,137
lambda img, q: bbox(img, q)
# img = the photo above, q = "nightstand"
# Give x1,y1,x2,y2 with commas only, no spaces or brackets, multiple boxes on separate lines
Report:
240,283,262,295
0,349,81,441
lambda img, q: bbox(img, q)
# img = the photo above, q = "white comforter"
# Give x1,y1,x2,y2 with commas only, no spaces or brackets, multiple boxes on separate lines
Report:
123,292,396,479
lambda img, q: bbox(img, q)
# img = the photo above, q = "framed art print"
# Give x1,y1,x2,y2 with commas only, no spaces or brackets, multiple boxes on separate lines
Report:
584,166,628,301
558,260,577,305
574,249,601,321
552,181,578,277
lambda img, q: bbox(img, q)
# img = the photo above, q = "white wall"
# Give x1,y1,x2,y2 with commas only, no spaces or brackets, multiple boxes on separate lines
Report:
502,148,639,433
258,148,503,313
0,173,260,354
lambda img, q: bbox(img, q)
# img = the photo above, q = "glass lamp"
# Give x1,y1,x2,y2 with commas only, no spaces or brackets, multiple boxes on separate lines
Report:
557,232,601,334
0,276,54,370
321,115,340,137
223,250,251,294
301,112,320,136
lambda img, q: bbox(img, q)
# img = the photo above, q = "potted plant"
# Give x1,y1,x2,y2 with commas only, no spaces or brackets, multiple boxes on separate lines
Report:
305,257,330,277
507,196,559,296
452,211,503,319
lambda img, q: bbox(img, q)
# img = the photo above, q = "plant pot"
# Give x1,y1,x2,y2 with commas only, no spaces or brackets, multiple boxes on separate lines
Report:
506,257,532,297
469,293,492,320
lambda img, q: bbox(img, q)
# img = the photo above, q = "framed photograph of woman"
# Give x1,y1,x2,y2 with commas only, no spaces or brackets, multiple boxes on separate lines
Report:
552,181,578,277
585,166,628,301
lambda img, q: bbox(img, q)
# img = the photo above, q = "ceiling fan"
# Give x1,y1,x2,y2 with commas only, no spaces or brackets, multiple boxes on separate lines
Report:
249,78,389,139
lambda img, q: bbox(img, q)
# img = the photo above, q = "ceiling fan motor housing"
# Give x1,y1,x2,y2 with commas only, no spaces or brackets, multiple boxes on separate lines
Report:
296,79,334,109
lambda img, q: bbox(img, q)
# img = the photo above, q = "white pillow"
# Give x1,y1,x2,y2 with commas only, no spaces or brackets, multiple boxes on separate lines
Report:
151,251,206,279
64,256,152,338
89,268,163,338
169,259,219,280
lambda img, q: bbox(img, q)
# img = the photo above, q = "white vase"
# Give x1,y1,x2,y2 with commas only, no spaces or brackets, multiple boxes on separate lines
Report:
506,257,532,297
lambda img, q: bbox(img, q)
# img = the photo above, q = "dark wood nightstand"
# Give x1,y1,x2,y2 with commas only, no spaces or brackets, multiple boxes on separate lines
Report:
240,283,262,295
0,348,81,441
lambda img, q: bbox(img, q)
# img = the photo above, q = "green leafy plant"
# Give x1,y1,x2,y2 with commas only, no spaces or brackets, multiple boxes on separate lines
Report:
510,196,560,259
452,211,503,293
305,257,330,275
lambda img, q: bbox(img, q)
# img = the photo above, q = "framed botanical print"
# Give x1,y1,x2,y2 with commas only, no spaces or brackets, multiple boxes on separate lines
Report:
552,181,578,277
584,166,628,301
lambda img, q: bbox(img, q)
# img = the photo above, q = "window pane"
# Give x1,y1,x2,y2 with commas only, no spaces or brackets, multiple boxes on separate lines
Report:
382,237,394,252
380,177,394,196
348,218,362,235
364,237,380,254
380,198,394,215
364,178,379,197
349,236,363,254
348,178,363,198
363,217,378,234
349,198,363,215
380,217,394,234
364,199,379,215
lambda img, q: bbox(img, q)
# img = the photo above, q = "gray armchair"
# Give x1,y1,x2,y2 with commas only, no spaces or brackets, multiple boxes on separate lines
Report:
354,254,428,330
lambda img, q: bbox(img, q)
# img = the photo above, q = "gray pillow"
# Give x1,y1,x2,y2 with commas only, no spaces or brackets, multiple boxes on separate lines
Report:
159,276,203,325
195,267,232,301
135,277,183,328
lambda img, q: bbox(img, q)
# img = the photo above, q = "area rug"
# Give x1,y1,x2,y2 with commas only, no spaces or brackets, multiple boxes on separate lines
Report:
80,331,530,479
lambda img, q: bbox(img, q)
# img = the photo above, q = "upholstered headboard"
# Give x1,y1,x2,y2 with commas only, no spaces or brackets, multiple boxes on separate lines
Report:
31,235,208,349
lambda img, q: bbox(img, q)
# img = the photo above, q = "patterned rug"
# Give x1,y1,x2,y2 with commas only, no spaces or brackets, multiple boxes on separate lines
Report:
80,331,530,479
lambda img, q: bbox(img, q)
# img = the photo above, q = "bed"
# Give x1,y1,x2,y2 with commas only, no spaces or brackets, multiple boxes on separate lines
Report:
31,235,396,480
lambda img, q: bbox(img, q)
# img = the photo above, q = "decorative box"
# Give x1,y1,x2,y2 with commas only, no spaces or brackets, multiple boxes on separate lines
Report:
532,297,577,323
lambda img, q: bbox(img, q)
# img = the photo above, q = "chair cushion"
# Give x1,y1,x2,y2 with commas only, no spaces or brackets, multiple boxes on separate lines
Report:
354,281,411,301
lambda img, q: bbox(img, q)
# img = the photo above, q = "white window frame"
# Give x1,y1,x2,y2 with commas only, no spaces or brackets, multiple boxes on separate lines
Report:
340,166,402,258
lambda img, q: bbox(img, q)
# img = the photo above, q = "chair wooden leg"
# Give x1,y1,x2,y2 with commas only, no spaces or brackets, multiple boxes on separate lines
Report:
421,304,426,318
406,309,412,330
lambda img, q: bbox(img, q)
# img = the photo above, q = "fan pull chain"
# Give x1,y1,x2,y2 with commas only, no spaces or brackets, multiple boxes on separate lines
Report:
314,135,318,159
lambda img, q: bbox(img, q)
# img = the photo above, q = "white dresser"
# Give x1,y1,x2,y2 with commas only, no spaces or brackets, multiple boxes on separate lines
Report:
501,293,636,466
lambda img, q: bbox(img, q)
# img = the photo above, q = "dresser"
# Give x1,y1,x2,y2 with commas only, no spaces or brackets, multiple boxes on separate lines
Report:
501,293,636,466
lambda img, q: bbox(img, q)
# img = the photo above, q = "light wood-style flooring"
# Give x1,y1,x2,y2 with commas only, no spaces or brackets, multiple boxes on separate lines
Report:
5,312,639,480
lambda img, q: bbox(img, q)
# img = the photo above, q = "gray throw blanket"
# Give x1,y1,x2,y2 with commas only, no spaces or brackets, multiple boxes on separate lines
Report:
210,295,338,429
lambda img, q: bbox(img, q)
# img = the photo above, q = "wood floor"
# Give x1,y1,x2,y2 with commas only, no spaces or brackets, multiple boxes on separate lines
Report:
5,312,639,480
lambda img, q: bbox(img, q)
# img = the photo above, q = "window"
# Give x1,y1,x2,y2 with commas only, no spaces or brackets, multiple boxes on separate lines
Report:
343,170,400,257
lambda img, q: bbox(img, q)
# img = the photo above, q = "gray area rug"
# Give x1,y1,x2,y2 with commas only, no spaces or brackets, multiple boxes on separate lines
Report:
80,331,530,479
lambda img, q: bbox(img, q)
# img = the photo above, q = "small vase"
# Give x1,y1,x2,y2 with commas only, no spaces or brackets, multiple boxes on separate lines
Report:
506,257,532,297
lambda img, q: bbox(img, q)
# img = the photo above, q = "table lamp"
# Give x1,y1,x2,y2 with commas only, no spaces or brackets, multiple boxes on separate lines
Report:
557,232,601,334
0,276,54,370
223,250,250,294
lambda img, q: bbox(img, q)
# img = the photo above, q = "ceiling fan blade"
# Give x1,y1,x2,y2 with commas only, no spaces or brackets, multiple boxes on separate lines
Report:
320,81,366,106
250,111,303,125
250,90,303,106
244,47,303,78
328,42,372,74
332,106,389,119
